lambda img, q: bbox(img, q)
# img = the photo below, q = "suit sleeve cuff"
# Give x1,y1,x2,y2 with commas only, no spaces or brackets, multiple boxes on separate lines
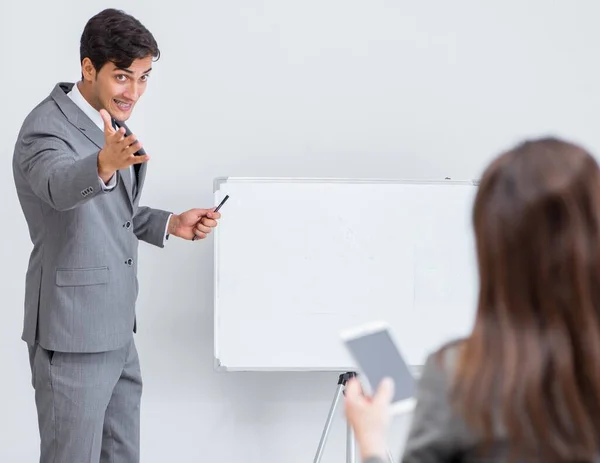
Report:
98,173,117,191
164,213,172,244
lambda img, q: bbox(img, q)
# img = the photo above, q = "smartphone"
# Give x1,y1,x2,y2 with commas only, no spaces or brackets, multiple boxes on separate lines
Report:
341,321,416,414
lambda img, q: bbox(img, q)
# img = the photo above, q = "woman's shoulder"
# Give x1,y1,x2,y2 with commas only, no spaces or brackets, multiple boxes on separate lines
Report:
422,337,467,379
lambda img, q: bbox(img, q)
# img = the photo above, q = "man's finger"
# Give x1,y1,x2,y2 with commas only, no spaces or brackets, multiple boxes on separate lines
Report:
119,133,139,147
106,126,125,144
99,109,114,134
188,208,210,219
130,154,150,165
196,223,212,234
125,140,143,155
193,230,207,240
109,126,126,143
200,217,218,228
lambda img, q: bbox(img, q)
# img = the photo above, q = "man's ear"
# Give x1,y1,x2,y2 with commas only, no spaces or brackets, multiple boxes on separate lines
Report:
81,57,97,82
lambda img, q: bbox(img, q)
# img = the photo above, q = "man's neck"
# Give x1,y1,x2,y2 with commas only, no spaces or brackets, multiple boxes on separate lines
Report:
77,81,102,112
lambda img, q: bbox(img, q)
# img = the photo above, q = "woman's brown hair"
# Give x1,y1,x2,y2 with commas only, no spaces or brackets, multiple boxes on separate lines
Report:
452,137,600,461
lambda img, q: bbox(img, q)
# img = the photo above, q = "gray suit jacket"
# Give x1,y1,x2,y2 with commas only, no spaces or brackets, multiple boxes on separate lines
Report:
367,341,515,463
367,341,600,463
13,82,172,353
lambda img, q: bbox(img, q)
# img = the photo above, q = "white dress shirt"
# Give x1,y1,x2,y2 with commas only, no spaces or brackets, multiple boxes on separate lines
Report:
67,82,171,243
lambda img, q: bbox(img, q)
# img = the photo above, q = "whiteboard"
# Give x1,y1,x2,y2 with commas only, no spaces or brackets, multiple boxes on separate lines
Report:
213,177,479,371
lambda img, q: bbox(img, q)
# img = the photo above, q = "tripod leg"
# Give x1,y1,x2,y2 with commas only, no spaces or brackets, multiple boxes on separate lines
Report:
313,384,345,463
346,419,356,463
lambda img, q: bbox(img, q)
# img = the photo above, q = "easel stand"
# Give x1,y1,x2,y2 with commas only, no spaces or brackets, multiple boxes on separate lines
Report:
313,372,394,463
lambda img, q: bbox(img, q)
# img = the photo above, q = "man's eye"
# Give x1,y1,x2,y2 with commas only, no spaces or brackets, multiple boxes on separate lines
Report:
141,75,149,82
116,75,127,82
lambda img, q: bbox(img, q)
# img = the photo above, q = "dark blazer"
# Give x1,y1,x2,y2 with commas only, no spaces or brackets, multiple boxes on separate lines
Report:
367,341,517,463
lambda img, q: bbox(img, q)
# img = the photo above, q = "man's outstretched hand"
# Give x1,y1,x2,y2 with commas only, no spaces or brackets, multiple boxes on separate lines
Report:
97,109,150,183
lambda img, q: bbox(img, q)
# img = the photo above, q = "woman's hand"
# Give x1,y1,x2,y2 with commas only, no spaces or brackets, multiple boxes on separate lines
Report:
344,377,395,460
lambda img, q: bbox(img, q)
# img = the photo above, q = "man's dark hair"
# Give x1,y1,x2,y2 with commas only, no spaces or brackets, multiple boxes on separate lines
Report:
80,8,160,72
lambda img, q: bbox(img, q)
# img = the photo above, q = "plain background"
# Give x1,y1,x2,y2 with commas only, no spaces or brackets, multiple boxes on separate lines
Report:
1,1,600,462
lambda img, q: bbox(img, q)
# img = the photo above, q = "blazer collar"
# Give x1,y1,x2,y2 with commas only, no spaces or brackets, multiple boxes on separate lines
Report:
51,82,105,150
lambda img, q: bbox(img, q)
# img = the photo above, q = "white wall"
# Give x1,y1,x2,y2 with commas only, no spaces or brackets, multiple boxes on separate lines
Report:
2,1,600,461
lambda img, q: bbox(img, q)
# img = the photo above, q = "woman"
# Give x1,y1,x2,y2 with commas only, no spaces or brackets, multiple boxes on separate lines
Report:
345,137,600,462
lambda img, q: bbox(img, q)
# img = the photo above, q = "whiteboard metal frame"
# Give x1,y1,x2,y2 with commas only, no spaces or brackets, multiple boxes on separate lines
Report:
212,176,480,372
214,176,480,191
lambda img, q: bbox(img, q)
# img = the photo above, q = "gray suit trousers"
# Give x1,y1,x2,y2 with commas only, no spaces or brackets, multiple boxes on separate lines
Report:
28,340,142,463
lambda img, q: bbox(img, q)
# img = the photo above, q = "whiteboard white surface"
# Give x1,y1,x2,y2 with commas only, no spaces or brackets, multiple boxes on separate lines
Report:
213,177,479,371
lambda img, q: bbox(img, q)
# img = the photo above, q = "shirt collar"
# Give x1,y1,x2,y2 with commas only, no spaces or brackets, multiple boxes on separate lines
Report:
67,82,104,131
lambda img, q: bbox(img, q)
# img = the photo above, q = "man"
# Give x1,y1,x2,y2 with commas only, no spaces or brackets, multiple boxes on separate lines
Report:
12,8,219,462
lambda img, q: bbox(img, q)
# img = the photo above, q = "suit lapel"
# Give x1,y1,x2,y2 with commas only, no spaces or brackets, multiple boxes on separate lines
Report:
135,163,147,202
118,120,147,204
119,168,134,205
51,83,105,150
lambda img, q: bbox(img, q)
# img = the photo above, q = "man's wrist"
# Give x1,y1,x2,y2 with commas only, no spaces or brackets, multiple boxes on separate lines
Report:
97,149,116,184
168,214,180,236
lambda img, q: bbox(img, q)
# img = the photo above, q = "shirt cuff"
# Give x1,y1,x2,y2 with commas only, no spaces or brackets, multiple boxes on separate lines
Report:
98,174,117,191
164,213,172,244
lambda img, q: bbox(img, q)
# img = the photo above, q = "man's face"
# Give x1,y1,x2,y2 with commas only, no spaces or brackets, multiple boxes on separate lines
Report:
82,56,153,121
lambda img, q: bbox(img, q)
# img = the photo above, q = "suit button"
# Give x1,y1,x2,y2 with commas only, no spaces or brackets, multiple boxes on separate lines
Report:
124,221,132,230
125,258,133,266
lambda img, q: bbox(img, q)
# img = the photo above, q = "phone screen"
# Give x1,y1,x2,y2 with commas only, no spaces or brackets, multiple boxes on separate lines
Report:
344,328,416,403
